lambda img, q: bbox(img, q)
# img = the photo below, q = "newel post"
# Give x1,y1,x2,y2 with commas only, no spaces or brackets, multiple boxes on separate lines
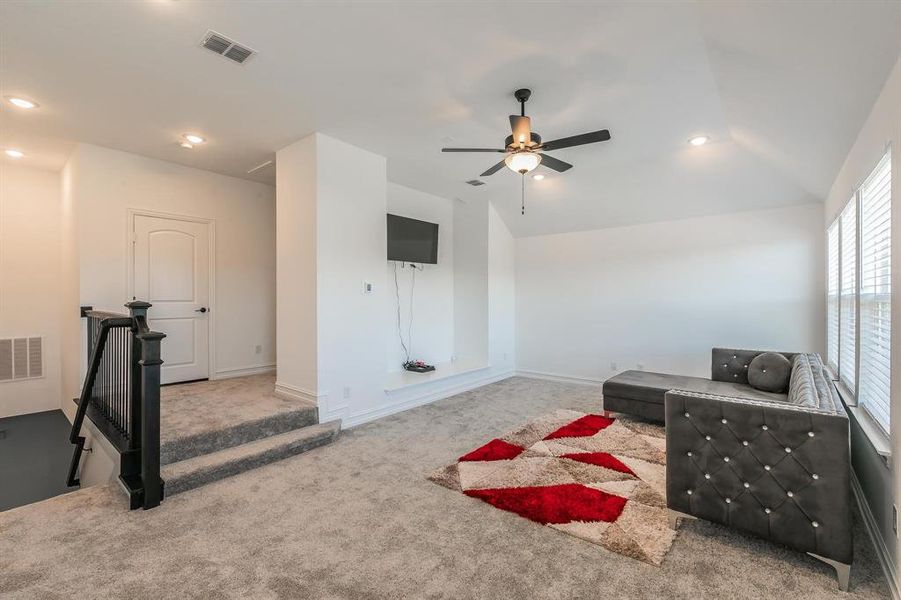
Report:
126,301,151,449
126,300,165,509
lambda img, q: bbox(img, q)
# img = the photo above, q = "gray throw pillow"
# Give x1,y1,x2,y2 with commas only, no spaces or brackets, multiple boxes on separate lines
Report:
747,352,792,393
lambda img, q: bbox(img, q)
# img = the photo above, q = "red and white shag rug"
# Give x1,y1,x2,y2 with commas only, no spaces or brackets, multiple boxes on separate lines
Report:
429,409,678,565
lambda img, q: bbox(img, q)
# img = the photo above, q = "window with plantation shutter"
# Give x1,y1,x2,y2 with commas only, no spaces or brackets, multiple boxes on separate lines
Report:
827,221,840,371
858,150,891,433
839,200,857,393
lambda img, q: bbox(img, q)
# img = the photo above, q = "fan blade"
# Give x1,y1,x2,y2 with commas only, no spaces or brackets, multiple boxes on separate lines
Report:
442,148,505,153
538,153,573,173
509,115,532,146
481,159,507,177
540,129,611,151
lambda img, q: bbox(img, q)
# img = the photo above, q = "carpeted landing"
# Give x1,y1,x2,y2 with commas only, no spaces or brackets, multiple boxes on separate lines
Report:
0,377,891,599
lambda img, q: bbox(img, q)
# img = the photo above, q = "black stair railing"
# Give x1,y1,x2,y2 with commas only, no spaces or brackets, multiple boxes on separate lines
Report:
67,301,166,510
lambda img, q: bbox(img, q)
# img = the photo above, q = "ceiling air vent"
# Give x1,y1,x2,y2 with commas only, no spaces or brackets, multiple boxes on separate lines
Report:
466,179,485,186
200,30,256,64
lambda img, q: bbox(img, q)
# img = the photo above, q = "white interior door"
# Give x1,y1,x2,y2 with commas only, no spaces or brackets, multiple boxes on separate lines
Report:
133,214,210,384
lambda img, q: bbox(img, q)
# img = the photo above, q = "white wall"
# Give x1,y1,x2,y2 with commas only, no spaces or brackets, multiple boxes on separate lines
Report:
453,199,490,365
59,154,81,419
0,163,63,418
67,143,276,388
825,55,901,591
276,133,389,423
488,202,515,374
371,199,515,427
516,203,825,382
314,134,389,423
386,183,454,370
275,135,319,398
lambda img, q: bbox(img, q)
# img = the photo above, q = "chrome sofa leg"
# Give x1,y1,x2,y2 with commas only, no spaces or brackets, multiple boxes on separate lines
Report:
599,397,611,418
667,509,696,530
808,553,850,592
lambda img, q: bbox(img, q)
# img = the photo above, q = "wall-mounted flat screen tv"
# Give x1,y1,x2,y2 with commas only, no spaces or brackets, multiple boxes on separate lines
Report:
387,214,439,264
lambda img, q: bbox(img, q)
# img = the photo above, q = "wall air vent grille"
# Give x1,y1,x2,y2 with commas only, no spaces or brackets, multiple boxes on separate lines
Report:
0,337,43,382
0,339,11,381
466,180,486,186
200,30,256,64
28,337,42,377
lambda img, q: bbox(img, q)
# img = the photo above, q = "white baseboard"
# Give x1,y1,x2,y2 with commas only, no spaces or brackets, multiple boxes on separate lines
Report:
274,380,320,404
213,364,275,380
516,369,605,387
851,471,900,599
273,380,347,425
343,369,516,429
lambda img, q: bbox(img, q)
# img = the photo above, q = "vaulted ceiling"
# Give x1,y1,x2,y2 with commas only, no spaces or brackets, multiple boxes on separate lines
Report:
2,1,900,236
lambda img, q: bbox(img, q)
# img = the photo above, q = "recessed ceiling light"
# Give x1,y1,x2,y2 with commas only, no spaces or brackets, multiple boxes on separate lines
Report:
183,134,205,144
5,149,25,159
689,135,709,146
6,97,37,109
179,141,194,149
532,174,545,181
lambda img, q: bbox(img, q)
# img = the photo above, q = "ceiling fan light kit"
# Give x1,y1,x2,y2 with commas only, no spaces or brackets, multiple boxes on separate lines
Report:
442,88,611,214
505,152,541,174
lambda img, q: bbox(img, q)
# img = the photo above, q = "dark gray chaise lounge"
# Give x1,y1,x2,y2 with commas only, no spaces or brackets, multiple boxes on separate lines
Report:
602,348,852,590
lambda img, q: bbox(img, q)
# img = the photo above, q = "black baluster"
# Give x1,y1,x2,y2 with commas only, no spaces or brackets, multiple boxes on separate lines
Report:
112,327,122,431
105,331,111,419
101,328,105,415
111,330,115,423
120,328,126,432
115,330,119,425
97,330,102,412
100,331,105,416
120,328,125,431
125,329,130,439
114,328,119,429
103,331,108,417
108,328,113,423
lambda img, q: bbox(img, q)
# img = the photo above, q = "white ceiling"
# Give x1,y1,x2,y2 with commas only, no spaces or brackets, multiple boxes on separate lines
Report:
2,1,900,237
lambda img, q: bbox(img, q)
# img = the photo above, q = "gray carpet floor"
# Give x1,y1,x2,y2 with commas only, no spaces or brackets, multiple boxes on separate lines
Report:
160,373,312,445
0,377,890,599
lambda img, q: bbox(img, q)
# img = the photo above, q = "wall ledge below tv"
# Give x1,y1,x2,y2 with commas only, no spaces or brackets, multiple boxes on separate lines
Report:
384,359,490,393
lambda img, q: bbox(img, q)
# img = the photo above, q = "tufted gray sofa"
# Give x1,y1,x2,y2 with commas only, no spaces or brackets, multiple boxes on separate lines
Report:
604,348,852,590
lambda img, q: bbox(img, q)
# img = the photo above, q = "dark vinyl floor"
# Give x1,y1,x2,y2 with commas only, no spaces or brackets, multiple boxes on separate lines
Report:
0,409,76,511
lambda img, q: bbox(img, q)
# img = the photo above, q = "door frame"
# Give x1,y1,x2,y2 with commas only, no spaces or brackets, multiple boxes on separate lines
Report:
126,208,217,381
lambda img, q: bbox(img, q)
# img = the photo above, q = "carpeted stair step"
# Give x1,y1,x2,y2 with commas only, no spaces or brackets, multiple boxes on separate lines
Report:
161,421,340,496
160,405,318,465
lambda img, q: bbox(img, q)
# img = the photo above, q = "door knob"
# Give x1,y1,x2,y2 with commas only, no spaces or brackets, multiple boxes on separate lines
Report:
195,307,208,313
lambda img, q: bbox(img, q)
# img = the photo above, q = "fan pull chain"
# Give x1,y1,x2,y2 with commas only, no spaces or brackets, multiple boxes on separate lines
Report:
521,173,525,215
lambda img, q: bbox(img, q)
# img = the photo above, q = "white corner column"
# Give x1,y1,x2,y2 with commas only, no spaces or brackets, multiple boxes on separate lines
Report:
276,133,388,422
275,134,320,404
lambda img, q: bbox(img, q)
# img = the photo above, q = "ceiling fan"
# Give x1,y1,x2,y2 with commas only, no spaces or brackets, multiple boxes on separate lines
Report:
441,88,612,179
